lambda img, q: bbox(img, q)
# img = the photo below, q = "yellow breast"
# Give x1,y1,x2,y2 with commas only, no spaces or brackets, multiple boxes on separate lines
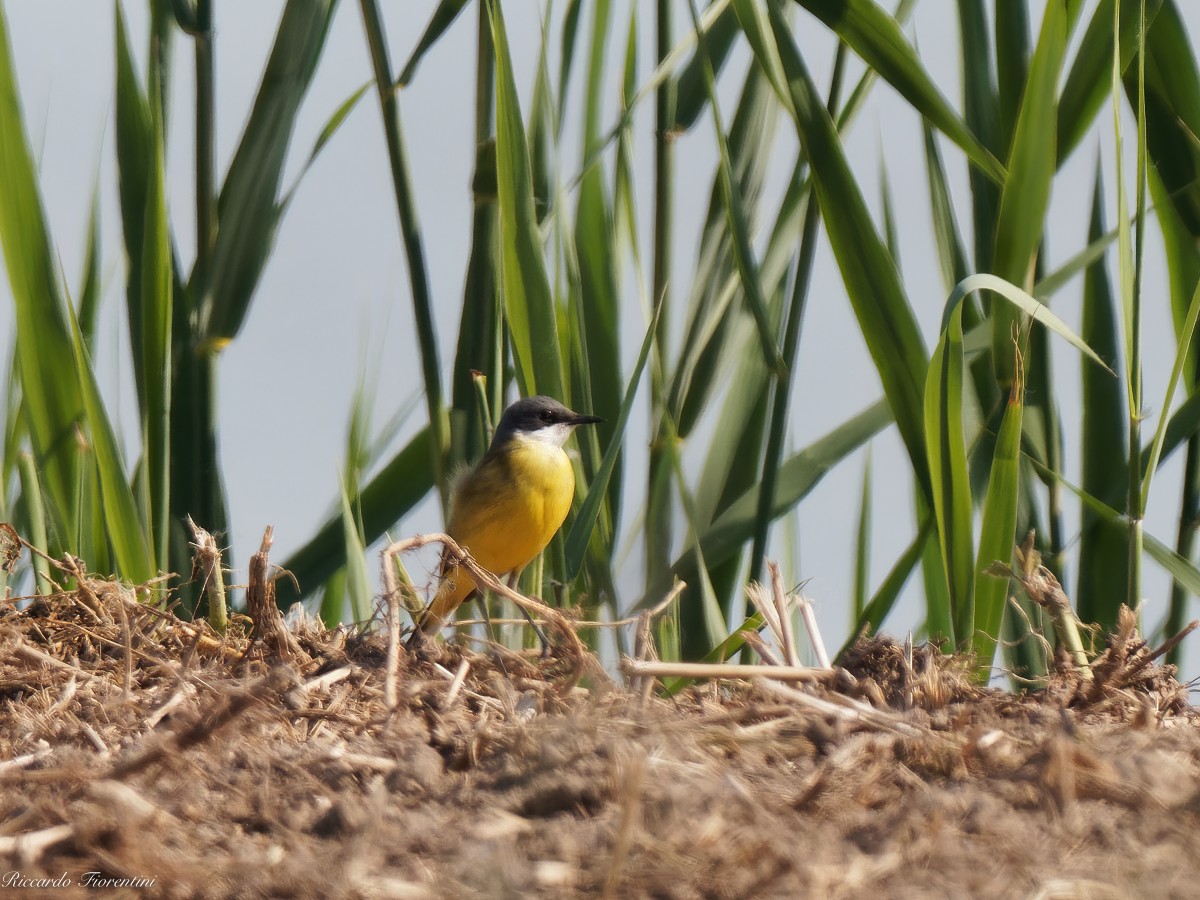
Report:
445,436,575,580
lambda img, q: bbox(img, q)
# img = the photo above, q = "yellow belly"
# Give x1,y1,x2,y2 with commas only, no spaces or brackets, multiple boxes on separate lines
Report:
426,437,575,623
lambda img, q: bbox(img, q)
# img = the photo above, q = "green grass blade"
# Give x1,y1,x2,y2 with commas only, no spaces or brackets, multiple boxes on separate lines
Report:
1058,0,1163,165
1145,531,1200,597
360,0,450,510
571,0,731,188
1116,0,1148,611
878,151,900,268
339,480,371,625
668,422,732,655
66,304,154,585
279,80,372,213
397,0,470,86
852,450,872,621
139,94,172,573
77,187,102,349
16,453,51,591
450,5,499,468
957,0,1002,270
320,569,347,628
573,0,623,528
2,348,21,508
670,64,783,434
770,3,931,496
1152,174,1200,385
1033,215,1126,299
923,121,969,292
1151,146,1200,652
994,1,1031,146
0,5,87,535
917,488,952,645
793,0,1005,182
952,273,1112,372
564,299,662,579
655,52,791,613
276,426,434,608
675,3,740,130
653,399,893,605
1142,392,1200,477
202,0,336,343
1047,465,1200,599
1169,441,1200,655
556,0,583,135
489,0,564,399
1141,279,1200,507
1123,1,1200,238
693,341,771,540
114,1,153,397
839,513,931,661
646,0,676,602
971,379,1023,670
748,174,823,581
686,0,785,374
924,303,974,648
731,0,790,109
1078,165,1129,627
686,306,767,503
991,0,1067,386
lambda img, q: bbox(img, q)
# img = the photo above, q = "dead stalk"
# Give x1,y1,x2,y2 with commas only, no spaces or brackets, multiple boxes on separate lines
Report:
187,515,228,634
245,527,299,664
622,659,838,685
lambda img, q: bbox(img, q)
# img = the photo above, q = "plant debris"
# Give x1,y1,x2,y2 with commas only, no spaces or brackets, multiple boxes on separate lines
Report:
1,578,1198,899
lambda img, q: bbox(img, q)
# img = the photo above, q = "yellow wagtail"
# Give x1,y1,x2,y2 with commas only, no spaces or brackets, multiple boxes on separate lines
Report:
412,395,602,640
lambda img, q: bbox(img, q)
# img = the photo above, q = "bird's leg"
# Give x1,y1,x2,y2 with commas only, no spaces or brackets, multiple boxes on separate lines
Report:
473,589,511,677
507,567,551,658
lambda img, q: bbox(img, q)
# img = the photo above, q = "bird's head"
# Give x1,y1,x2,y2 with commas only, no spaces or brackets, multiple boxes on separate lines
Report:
492,395,603,448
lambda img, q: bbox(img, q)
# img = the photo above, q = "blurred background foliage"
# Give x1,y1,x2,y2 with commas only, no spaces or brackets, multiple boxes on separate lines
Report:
3,0,1200,681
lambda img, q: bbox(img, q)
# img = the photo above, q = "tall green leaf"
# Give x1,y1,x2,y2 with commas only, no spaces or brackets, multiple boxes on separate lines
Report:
994,2,1031,146
793,0,1005,182
397,0,471,86
972,378,1023,670
853,451,872,621
139,92,173,572
652,398,893,610
1058,0,1163,165
489,0,564,400
66,306,154,586
574,0,623,524
1127,0,1200,239
686,0,785,373
360,0,449,512
114,0,153,396
840,514,932,661
276,426,434,608
925,302,974,648
769,3,931,497
1077,166,1129,627
201,0,337,343
957,0,1002,271
991,0,1067,386
564,300,662,578
0,5,85,538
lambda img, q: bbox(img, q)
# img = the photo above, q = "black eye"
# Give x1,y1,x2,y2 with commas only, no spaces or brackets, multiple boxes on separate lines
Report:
540,409,554,422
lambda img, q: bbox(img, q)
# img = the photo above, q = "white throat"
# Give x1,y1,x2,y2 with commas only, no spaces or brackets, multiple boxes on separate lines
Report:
517,423,573,447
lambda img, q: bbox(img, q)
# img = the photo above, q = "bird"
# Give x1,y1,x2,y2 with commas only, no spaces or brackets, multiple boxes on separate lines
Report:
411,395,602,641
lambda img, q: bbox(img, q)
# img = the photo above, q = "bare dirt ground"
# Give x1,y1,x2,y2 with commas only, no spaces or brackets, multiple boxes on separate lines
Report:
1,579,1199,900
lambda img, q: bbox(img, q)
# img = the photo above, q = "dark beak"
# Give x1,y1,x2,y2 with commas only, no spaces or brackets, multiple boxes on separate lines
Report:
569,412,604,426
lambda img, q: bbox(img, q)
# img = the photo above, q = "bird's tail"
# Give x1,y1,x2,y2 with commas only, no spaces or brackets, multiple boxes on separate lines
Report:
412,566,477,637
